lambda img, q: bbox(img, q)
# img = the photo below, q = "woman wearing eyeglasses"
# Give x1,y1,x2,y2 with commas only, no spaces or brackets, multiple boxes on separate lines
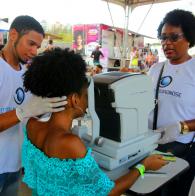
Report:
148,9,195,196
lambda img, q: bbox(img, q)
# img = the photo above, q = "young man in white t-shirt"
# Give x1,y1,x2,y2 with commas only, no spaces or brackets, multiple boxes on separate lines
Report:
0,16,66,195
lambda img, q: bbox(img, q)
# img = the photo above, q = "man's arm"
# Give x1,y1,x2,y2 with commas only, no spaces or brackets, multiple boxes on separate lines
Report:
0,110,20,132
0,95,67,133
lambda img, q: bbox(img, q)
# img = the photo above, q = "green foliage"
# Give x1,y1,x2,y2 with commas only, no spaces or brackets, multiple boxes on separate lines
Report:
47,22,73,43
59,32,73,43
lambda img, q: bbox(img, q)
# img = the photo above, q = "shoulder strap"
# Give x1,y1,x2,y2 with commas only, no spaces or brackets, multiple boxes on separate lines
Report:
189,133,195,148
152,62,166,130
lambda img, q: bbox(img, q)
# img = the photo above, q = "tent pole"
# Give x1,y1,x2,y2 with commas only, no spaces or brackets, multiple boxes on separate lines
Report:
121,0,132,67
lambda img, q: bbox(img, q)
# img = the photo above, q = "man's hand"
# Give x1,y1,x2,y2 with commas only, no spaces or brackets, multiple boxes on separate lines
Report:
155,122,181,144
16,95,67,121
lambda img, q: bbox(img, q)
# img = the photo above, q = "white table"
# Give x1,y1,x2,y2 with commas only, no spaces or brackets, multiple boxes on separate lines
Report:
104,157,189,195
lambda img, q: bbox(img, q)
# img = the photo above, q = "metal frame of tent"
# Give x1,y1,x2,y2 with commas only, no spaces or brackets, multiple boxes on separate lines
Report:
103,0,179,66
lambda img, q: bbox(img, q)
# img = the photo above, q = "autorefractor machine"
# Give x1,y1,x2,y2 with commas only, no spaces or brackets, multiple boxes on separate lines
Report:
72,72,160,171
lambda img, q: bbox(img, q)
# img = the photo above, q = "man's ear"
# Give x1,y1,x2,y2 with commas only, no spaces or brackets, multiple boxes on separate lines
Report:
9,29,18,42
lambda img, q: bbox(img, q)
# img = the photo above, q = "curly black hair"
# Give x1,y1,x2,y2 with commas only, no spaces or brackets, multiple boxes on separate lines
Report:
157,9,195,48
23,48,88,97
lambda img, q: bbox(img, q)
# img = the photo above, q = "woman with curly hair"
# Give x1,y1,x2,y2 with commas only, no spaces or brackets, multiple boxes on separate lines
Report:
22,48,167,196
148,9,195,196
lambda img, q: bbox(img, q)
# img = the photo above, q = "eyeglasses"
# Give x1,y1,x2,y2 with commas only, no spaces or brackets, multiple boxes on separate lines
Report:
159,33,184,42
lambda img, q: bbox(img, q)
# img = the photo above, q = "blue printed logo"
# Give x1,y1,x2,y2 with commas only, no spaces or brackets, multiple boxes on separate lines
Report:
160,76,172,88
14,87,25,105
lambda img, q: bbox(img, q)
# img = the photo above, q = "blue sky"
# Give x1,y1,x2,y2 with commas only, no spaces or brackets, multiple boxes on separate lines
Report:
0,0,195,37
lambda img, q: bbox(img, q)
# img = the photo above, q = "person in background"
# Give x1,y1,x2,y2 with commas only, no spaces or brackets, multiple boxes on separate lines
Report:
0,15,66,196
129,47,139,71
91,64,103,76
91,45,104,65
113,59,120,67
95,64,103,74
153,49,159,64
45,39,54,51
145,50,155,68
148,9,195,196
138,51,145,71
22,48,167,196
74,31,85,56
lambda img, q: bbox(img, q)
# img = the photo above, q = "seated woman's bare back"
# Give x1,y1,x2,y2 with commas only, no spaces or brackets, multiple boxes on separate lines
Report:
27,118,87,159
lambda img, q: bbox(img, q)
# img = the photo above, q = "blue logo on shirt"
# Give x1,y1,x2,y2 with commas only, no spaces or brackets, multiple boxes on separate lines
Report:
160,76,172,88
14,87,25,105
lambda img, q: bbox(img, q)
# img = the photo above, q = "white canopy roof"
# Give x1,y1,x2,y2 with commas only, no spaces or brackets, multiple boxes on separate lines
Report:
0,20,9,32
103,0,179,8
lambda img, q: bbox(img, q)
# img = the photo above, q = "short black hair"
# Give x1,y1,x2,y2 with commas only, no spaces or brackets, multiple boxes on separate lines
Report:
10,15,45,37
96,64,103,69
48,39,53,44
23,48,88,97
157,9,195,47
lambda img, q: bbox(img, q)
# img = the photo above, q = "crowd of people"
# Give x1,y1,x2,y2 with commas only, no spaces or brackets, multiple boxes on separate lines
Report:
128,46,159,72
0,8,195,196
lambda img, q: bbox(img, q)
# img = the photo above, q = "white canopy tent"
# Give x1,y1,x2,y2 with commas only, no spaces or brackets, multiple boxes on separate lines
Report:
0,18,9,32
103,0,180,66
103,0,176,7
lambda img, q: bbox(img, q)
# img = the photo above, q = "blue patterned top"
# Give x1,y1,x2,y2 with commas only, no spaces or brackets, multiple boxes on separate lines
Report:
22,130,114,196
